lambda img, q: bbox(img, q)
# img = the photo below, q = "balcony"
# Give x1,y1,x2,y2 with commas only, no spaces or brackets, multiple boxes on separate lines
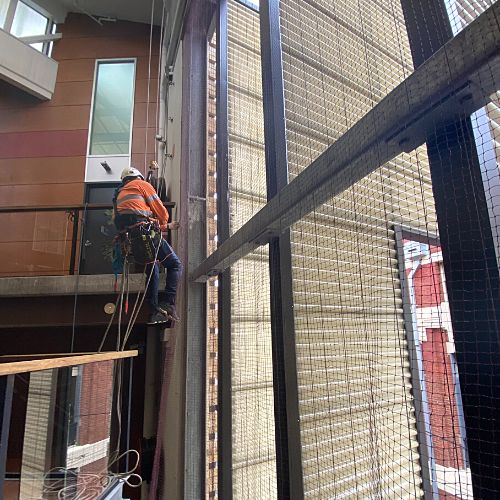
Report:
0,28,58,100
0,203,172,331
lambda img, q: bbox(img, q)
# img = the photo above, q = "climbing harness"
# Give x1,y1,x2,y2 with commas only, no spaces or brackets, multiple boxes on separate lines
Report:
127,220,161,265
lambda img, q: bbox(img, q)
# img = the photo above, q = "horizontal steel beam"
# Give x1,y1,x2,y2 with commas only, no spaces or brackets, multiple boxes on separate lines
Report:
191,2,500,282
0,202,176,213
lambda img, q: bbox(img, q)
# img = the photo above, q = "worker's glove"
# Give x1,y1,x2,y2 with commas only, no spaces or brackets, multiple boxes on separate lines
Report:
167,221,180,230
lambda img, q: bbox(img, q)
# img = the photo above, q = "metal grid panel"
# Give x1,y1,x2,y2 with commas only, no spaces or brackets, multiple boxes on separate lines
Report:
227,1,277,498
228,0,267,234
279,0,435,496
231,249,277,499
197,2,500,496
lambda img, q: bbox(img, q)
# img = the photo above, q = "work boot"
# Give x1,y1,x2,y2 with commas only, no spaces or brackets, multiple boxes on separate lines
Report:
148,311,169,325
158,303,180,322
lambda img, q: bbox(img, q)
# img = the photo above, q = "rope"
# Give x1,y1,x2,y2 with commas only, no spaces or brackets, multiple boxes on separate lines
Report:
120,234,163,351
143,0,157,173
42,450,142,500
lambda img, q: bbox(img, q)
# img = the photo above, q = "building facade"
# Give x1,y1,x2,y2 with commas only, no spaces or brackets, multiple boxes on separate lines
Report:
0,0,499,499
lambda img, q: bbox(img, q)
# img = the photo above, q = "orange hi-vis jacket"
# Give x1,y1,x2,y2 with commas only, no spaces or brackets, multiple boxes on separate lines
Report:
115,179,169,230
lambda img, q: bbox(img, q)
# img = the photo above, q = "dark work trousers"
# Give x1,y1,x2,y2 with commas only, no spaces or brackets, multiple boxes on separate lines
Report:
145,238,182,312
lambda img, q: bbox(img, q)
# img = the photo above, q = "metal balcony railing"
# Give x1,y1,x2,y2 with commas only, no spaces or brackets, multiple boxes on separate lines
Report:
0,203,175,277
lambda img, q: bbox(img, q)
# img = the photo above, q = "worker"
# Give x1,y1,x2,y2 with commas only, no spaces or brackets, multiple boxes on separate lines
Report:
114,166,182,324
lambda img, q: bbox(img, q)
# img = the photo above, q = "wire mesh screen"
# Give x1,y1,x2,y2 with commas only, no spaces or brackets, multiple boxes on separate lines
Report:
277,0,482,497
231,248,276,498
203,0,500,497
228,0,267,235
227,0,277,497
446,0,496,35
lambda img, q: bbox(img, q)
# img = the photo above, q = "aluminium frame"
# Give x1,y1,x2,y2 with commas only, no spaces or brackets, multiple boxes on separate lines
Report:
260,0,304,497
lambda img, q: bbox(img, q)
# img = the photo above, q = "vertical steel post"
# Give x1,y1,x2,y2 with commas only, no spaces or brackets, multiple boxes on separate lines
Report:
260,0,304,497
0,375,14,496
69,209,79,275
216,0,233,497
182,0,214,497
401,1,500,495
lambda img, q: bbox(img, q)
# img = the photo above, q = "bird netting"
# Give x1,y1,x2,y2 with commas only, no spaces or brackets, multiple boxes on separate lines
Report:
227,1,277,497
280,0,431,496
205,0,500,498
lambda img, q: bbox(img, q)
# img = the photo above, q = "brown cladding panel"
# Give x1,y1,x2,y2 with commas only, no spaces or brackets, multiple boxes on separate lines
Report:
54,36,158,61
136,56,160,80
0,157,85,186
130,153,157,170
0,182,84,207
0,81,93,109
133,102,159,128
56,58,96,83
0,242,71,275
0,13,160,278
45,81,94,107
0,105,90,133
131,127,157,156
0,130,88,158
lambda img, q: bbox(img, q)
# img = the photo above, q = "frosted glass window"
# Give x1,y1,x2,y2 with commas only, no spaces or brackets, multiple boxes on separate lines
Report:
89,61,135,156
11,1,49,52
0,0,9,29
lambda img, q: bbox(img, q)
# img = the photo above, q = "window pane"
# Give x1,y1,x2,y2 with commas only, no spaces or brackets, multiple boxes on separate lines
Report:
89,61,135,155
11,1,48,50
0,0,9,29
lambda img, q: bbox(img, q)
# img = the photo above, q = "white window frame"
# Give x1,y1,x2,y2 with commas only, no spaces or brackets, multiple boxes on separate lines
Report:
85,58,137,183
3,0,55,54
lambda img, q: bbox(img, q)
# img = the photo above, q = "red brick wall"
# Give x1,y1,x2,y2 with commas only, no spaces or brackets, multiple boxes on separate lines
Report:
414,262,443,308
422,328,464,469
78,360,114,445
0,13,159,276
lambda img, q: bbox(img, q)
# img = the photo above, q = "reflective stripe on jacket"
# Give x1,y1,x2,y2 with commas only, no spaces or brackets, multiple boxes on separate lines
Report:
115,179,169,229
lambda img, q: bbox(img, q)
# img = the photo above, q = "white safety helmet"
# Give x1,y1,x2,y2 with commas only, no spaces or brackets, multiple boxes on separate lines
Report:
121,166,144,181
